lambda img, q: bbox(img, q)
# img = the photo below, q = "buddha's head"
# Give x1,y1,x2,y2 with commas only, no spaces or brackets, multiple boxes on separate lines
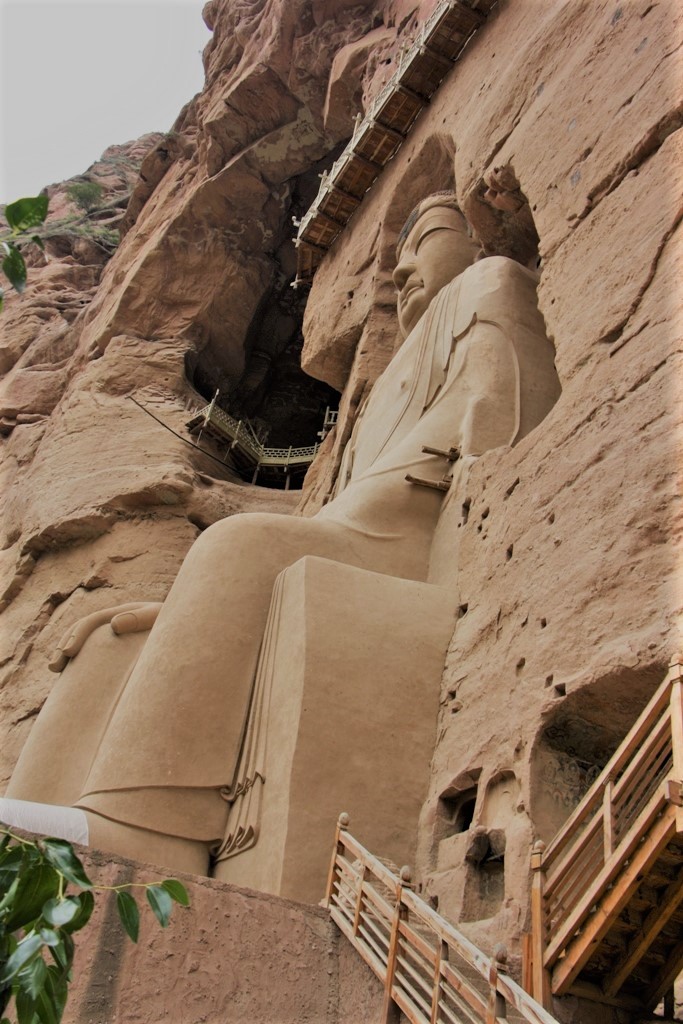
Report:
393,192,479,338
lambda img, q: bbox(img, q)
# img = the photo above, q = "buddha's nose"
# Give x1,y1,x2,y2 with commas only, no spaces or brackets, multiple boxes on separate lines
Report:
392,257,416,291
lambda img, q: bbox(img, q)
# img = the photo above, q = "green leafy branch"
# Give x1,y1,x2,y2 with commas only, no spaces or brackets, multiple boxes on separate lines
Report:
0,827,189,1024
0,197,49,312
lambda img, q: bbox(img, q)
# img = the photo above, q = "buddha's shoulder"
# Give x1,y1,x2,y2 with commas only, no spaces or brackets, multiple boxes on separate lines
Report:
460,255,538,291
439,256,539,325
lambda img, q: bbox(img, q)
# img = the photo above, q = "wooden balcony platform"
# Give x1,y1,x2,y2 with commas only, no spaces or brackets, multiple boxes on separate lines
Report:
529,661,683,1015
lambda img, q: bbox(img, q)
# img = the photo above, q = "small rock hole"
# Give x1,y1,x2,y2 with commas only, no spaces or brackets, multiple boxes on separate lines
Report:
554,683,567,697
506,544,514,561
545,674,554,687
458,603,469,618
516,657,526,673
462,498,471,525
540,617,547,628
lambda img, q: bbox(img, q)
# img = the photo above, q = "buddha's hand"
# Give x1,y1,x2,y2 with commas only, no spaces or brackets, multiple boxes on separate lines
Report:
48,602,163,673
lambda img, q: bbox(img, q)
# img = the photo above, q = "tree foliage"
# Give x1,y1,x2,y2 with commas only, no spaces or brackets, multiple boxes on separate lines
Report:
65,182,103,213
0,196,49,312
0,828,189,1024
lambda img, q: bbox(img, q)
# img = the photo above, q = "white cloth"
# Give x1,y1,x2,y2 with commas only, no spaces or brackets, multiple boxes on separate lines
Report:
0,797,89,846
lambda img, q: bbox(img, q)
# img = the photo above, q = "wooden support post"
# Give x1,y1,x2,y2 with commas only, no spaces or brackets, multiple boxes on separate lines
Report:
381,867,411,1024
430,940,448,1024
670,670,683,828
486,945,508,1023
602,776,615,861
663,987,675,1018
670,674,683,781
421,444,460,461
530,840,551,1008
405,473,450,491
521,933,533,996
353,865,368,936
324,812,350,908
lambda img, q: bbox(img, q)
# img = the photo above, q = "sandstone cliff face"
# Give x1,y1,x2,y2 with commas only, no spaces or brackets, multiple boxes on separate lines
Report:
1,0,681,995
298,0,682,971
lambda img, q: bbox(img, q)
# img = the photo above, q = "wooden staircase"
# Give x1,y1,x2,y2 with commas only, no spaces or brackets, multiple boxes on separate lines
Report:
326,815,560,1024
529,659,683,1016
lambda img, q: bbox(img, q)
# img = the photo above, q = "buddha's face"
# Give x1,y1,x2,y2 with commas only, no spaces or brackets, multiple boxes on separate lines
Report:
392,205,477,338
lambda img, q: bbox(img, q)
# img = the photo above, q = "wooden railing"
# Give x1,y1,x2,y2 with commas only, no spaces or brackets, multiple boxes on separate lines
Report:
326,815,560,1024
192,403,320,467
530,659,683,1002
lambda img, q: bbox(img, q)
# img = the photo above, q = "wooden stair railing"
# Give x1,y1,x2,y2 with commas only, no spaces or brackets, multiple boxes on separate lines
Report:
529,658,683,1013
325,814,560,1024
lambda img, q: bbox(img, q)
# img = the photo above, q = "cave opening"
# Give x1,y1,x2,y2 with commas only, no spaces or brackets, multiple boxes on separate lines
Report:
184,158,342,489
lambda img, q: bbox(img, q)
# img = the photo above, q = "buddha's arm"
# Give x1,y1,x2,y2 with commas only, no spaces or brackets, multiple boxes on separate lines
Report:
455,319,519,456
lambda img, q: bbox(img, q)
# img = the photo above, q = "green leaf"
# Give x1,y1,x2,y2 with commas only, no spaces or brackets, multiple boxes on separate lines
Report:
60,891,93,935
38,929,59,948
4,196,48,233
3,864,60,931
116,891,139,943
160,879,189,906
40,841,91,890
30,235,45,250
0,931,42,984
2,244,27,293
47,932,73,978
0,847,23,895
15,986,37,1024
18,954,47,1000
0,834,9,855
0,875,21,918
146,885,172,928
39,967,65,1024
41,898,79,929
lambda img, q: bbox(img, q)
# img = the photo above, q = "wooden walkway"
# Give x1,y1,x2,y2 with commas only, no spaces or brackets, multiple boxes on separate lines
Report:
293,0,497,286
528,660,683,1015
186,399,320,487
326,816,560,1024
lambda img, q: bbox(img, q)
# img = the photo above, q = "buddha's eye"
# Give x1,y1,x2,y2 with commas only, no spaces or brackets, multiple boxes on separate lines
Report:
414,226,447,253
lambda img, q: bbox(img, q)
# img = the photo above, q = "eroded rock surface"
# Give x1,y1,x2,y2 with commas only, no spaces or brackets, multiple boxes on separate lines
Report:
1,0,681,1004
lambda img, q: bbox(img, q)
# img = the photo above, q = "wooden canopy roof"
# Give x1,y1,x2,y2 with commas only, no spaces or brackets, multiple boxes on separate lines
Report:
294,0,497,286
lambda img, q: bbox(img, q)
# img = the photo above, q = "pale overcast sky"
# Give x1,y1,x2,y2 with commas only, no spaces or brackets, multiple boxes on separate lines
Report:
0,0,210,203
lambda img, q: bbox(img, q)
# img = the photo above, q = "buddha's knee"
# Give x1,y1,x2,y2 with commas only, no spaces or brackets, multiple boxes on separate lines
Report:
189,512,292,562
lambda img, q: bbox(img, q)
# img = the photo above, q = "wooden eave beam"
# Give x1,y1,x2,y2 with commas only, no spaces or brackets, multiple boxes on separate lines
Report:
368,119,405,145
394,82,430,105
297,236,328,256
419,43,455,71
328,182,362,206
311,207,347,231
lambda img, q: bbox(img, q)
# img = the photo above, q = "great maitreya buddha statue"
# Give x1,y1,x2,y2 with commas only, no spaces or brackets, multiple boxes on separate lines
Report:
2,193,561,889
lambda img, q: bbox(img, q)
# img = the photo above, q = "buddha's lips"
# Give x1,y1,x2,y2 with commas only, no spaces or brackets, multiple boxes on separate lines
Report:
400,282,423,308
